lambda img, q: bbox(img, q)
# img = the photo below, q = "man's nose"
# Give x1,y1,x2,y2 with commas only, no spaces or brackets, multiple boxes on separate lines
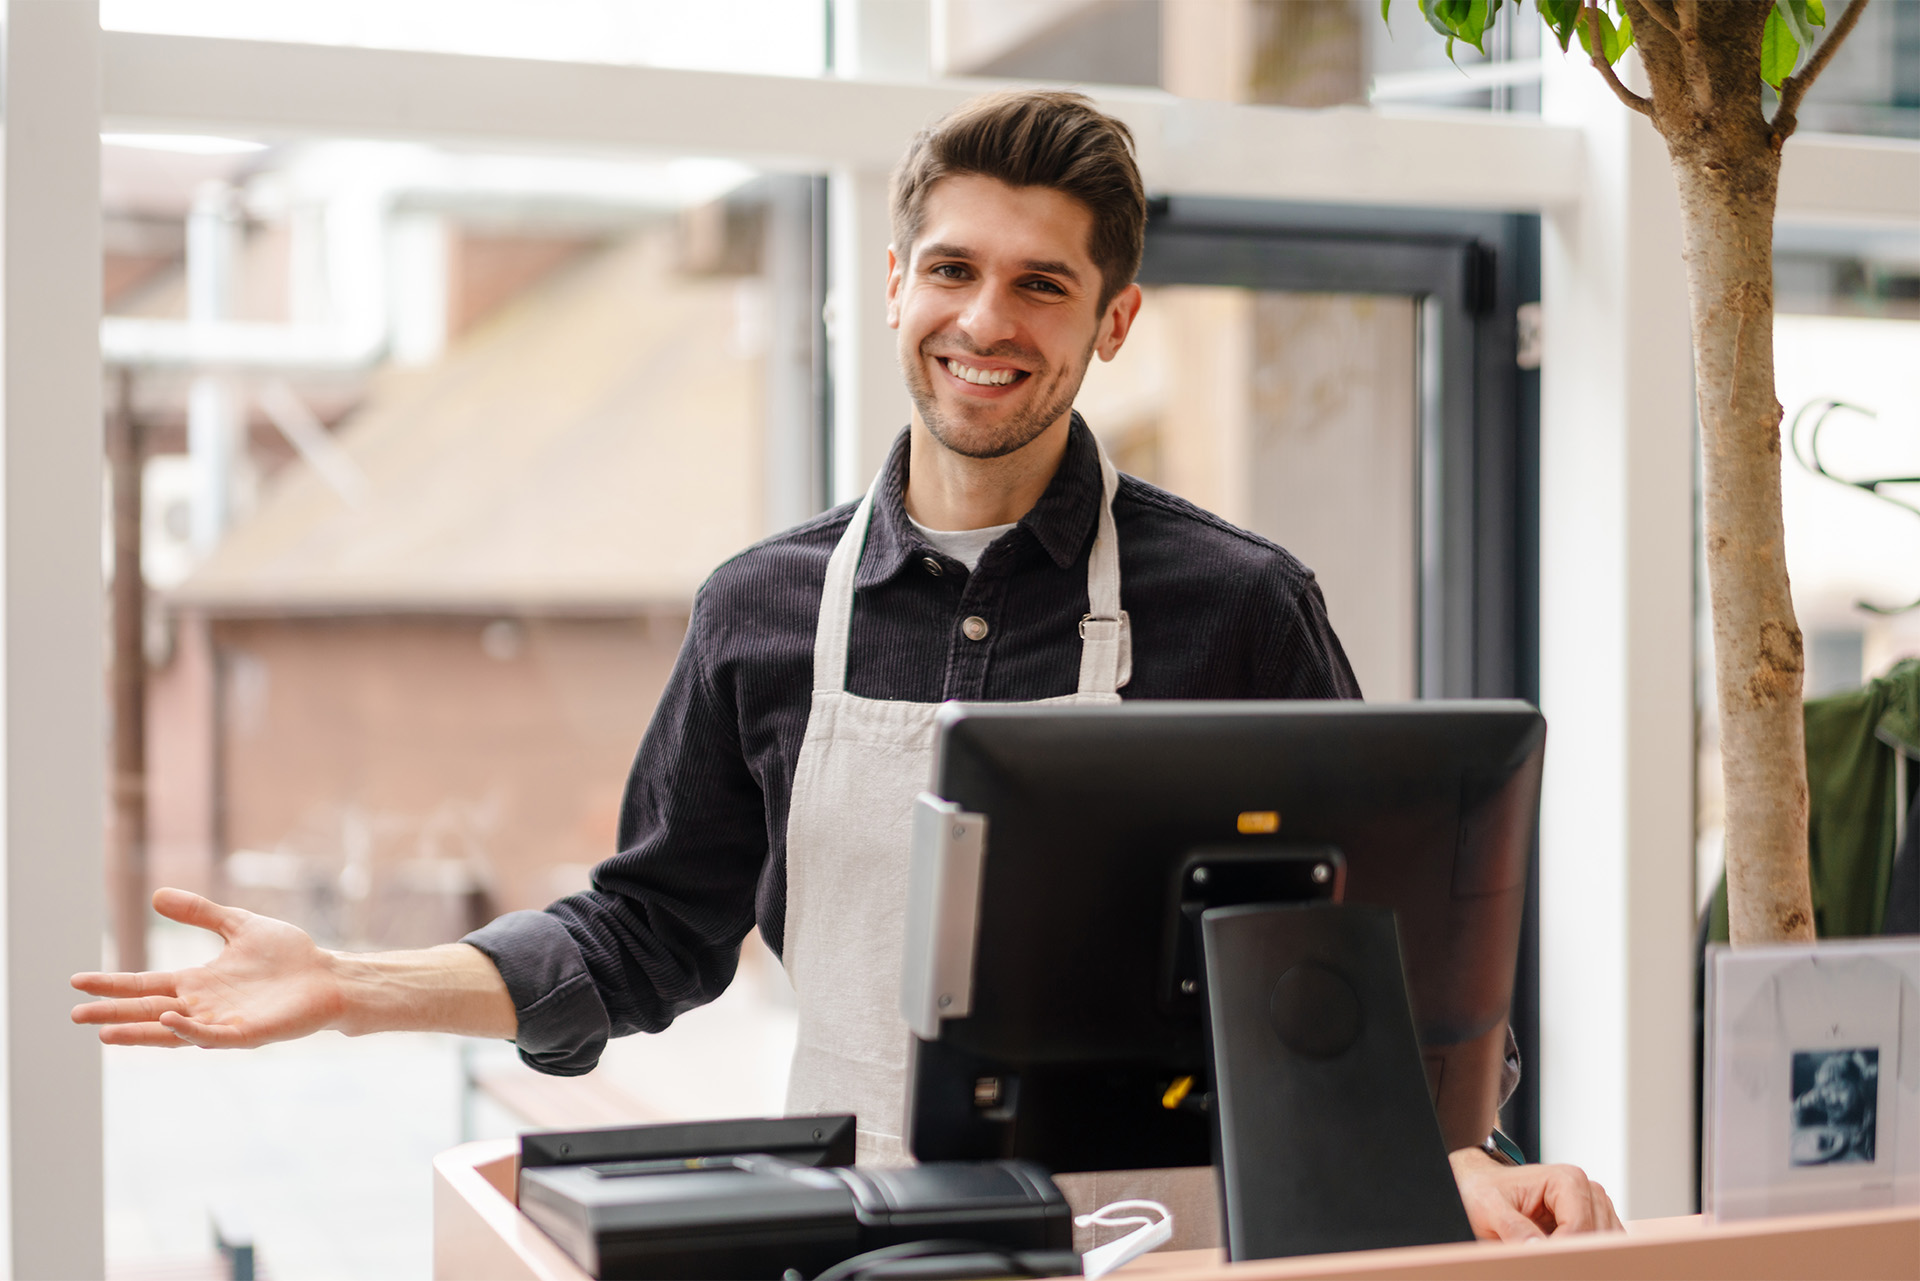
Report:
956,283,1020,348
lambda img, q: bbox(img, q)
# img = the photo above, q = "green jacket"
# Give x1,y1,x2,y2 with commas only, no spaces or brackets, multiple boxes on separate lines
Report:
1709,657,1920,941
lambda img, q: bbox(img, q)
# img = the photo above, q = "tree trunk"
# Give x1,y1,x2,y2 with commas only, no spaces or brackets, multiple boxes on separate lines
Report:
1677,149,1815,944
1633,5,1816,944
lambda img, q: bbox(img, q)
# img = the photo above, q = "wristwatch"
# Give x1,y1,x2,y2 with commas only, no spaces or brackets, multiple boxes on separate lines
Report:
1480,1128,1525,1167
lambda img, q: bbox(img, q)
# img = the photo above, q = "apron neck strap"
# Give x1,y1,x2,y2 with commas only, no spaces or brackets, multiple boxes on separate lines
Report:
1075,444,1125,697
813,483,877,693
812,436,1126,696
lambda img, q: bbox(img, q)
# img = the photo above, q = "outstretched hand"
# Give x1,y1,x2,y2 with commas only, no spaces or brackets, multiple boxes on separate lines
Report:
1449,1147,1623,1240
70,888,344,1049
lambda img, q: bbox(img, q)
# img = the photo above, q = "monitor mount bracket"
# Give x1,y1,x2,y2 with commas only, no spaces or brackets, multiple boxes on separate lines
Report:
1200,901,1475,1259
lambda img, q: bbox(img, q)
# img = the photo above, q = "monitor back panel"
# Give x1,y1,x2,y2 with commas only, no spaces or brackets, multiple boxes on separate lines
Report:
912,700,1543,1168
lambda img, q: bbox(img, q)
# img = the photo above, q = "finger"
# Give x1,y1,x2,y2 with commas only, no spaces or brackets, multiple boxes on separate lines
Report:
97,1022,194,1048
69,971,179,999
151,887,244,939
1590,1181,1623,1232
1469,1191,1546,1242
71,996,186,1026
1541,1166,1598,1234
158,1011,254,1049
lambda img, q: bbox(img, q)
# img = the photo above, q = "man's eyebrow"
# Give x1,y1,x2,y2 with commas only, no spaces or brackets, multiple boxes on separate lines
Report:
918,243,1082,283
1020,258,1080,281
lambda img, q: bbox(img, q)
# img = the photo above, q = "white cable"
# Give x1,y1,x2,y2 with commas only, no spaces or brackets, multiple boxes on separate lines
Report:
1075,1198,1173,1280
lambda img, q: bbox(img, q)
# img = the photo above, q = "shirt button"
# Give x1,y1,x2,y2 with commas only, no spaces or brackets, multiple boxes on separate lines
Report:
921,556,944,577
961,616,990,642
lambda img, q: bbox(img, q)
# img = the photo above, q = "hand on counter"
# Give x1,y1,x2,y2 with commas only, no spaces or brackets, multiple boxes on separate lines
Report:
1449,1146,1623,1241
71,887,517,1047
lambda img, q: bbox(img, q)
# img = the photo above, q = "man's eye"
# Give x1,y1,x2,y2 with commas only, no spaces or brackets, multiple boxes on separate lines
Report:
1025,278,1066,295
932,263,969,279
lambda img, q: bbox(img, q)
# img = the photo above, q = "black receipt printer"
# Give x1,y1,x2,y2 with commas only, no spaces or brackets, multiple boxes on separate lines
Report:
515,1115,1078,1280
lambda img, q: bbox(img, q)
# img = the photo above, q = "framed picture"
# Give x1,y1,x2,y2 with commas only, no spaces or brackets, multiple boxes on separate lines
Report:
1704,938,1920,1220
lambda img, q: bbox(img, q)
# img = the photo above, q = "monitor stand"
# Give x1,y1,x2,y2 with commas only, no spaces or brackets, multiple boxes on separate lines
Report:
1199,901,1475,1260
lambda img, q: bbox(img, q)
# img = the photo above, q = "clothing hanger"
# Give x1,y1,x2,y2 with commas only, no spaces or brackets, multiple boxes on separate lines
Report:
1788,398,1920,615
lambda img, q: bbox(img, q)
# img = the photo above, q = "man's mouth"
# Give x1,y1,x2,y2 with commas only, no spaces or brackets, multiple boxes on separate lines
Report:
938,356,1029,388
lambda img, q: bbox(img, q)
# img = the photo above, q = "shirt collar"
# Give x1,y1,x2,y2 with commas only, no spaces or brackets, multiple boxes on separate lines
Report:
855,413,1105,590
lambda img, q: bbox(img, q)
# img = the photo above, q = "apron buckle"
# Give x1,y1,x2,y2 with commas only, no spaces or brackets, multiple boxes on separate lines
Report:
1079,613,1119,639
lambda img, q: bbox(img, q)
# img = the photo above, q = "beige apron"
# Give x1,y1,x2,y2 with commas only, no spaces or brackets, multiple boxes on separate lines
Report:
780,442,1220,1250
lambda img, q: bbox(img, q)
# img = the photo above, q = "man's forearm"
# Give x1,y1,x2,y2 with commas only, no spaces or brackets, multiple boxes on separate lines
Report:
326,942,517,1039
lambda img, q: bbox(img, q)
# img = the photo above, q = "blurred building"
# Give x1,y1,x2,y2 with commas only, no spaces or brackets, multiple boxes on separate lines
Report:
107,140,789,948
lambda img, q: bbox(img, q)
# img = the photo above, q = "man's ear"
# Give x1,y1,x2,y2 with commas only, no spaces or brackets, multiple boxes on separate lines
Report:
885,245,903,330
1095,283,1144,362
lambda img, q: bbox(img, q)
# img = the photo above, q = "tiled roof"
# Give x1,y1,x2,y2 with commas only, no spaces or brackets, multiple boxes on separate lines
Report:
174,227,763,613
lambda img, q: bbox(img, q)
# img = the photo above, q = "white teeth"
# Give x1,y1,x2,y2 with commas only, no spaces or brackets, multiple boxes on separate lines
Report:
944,359,1019,386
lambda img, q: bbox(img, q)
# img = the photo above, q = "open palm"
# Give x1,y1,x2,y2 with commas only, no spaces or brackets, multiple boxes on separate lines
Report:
70,888,343,1048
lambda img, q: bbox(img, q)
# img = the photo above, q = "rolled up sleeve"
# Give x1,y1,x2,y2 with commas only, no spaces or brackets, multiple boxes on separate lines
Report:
463,909,611,1076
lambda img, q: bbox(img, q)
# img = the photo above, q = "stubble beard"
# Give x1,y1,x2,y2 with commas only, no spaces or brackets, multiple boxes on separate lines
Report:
903,333,1094,461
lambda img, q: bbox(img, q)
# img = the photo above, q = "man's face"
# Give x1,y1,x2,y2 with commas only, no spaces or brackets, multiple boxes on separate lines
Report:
1813,1058,1862,1124
887,174,1138,460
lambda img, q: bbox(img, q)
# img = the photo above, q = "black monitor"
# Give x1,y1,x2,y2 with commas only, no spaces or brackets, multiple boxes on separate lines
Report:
899,700,1544,1259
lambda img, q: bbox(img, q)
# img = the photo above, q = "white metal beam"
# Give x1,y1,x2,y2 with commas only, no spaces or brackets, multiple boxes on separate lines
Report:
99,31,1591,212
1,2,105,1276
1777,130,1920,226
101,32,1920,225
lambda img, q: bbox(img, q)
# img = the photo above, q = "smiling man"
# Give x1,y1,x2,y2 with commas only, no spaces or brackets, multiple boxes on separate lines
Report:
74,90,1617,1246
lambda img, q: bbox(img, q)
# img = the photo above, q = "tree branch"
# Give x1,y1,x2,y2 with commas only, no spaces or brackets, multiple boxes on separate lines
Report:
1663,0,1714,114
1637,0,1681,39
1585,4,1655,118
1774,0,1870,141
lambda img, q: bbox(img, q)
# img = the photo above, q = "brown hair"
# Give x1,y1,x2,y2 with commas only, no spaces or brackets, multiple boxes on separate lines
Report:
890,90,1146,311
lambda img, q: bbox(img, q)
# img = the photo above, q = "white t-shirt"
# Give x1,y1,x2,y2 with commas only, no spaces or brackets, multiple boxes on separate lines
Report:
1710,946,1920,1218
906,515,1017,572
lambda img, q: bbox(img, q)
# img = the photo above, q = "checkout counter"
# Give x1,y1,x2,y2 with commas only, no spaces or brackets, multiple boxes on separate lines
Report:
433,1137,1919,1281
434,707,1920,1278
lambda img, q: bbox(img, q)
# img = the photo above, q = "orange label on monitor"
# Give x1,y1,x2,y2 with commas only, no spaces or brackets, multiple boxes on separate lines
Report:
1237,810,1280,834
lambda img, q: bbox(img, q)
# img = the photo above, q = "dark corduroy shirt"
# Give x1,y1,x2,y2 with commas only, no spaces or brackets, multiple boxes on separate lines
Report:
465,416,1361,1075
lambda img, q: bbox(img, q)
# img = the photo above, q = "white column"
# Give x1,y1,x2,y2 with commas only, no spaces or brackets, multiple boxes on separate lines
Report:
388,211,450,367
834,0,933,81
0,2,105,1276
1537,52,1696,1218
763,176,823,533
825,0,927,504
827,166,910,505
186,182,244,552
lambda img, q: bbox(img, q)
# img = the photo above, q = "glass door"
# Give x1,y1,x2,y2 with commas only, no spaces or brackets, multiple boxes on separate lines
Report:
1079,287,1420,699
1097,198,1543,1155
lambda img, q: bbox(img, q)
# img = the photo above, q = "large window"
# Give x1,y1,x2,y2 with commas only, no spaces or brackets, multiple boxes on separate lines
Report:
1080,286,1420,700
103,133,819,1276
1694,280,1920,912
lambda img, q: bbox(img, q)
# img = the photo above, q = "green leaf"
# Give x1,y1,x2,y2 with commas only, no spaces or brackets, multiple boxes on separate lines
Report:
1382,0,1393,22
1575,7,1611,58
1605,8,1633,60
1536,0,1580,52
1776,0,1818,54
1419,0,1492,54
1761,6,1801,87
1460,0,1491,53
1805,0,1827,25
